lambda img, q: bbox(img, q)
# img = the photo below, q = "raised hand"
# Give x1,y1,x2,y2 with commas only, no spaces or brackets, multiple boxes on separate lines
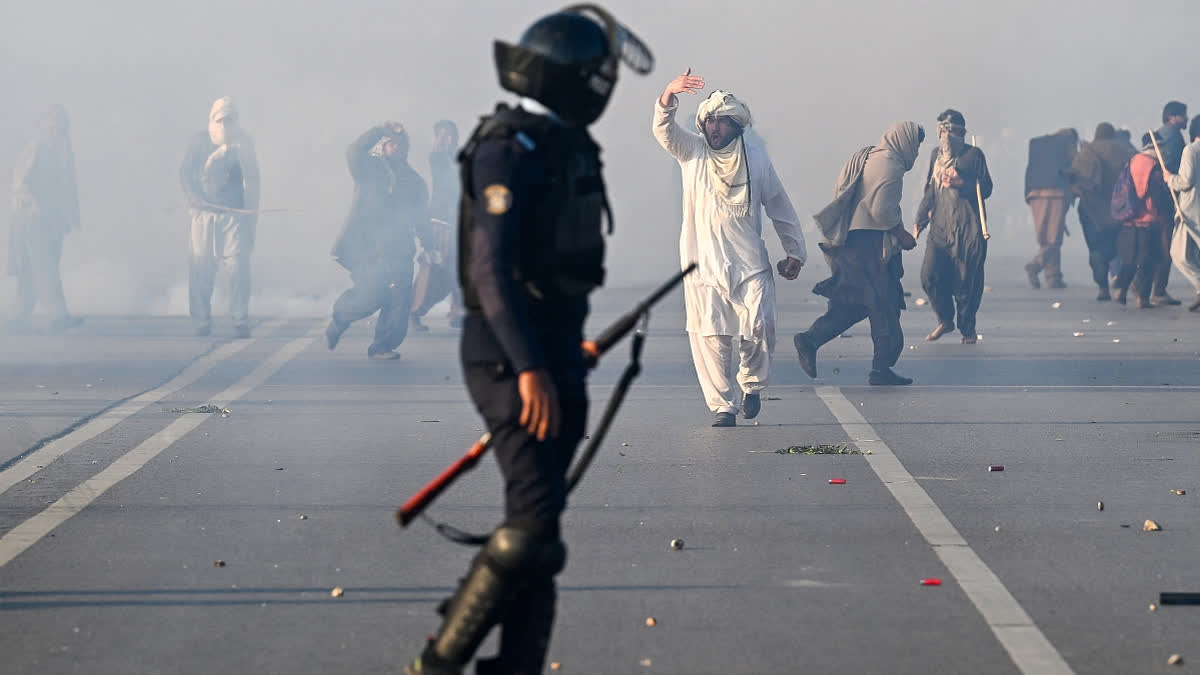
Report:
660,67,705,107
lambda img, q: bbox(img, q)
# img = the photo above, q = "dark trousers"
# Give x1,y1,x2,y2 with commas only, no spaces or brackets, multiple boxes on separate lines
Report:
920,242,986,338
1152,221,1176,296
1081,221,1119,291
11,232,69,321
331,262,413,354
807,298,903,371
1115,226,1163,301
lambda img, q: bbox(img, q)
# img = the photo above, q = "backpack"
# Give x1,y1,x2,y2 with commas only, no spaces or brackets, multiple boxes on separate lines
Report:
1110,160,1144,223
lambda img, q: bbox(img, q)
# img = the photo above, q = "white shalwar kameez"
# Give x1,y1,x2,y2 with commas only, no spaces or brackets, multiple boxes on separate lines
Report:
653,99,807,414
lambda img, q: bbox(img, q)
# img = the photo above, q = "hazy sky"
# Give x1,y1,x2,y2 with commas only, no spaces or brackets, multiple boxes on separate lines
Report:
2,0,1198,314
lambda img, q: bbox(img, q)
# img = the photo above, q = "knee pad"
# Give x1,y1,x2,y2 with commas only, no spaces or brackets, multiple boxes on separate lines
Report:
483,526,567,578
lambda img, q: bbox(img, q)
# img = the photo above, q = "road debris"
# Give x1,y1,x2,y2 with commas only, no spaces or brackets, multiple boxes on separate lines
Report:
1112,339,1121,344
165,405,230,414
921,578,942,586
299,515,308,520
1051,301,1062,309
550,663,562,671
1097,501,1104,511
988,465,1004,472
645,617,657,627
1073,332,1085,337
915,297,927,306
828,478,847,485
1171,489,1187,496
776,444,860,455
214,560,226,568
670,538,685,550
1168,654,1183,666
1144,520,1162,532
1150,604,1157,612
765,396,782,401
994,526,1001,532
330,587,344,598
640,658,652,667
983,285,993,293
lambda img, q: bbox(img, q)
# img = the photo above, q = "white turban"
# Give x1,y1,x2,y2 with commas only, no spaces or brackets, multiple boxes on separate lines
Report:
694,90,753,133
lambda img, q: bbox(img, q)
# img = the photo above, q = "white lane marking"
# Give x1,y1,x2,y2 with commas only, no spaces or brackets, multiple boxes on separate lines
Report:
0,328,317,569
814,386,1074,675
0,320,288,498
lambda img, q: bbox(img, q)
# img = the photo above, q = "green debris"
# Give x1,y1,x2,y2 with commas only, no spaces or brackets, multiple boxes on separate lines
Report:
775,444,863,455
165,405,231,414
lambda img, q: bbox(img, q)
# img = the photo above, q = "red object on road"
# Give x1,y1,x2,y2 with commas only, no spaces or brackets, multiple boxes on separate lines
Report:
921,578,942,586
828,478,847,485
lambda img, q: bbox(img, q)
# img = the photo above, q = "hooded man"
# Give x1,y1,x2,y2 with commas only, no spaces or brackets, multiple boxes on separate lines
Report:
8,105,83,334
1023,128,1078,289
1113,131,1174,307
410,120,464,332
1164,114,1200,311
1067,122,1136,301
914,109,992,344
653,71,806,428
326,122,431,360
180,96,260,338
793,121,922,386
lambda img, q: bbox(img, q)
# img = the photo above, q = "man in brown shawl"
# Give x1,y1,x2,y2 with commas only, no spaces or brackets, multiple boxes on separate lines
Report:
915,109,992,344
1066,123,1136,301
793,121,922,386
8,105,83,334
1023,128,1078,289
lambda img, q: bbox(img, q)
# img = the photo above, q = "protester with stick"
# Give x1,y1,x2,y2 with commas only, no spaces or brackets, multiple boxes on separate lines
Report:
914,109,992,344
1163,115,1200,311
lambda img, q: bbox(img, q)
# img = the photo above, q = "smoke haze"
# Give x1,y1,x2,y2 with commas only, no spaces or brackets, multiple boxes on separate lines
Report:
3,0,1197,315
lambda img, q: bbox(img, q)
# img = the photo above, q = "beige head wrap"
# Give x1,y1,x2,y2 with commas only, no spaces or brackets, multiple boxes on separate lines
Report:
695,91,754,217
208,96,239,146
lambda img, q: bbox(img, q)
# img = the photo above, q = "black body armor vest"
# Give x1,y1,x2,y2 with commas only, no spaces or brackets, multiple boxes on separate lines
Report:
457,104,611,310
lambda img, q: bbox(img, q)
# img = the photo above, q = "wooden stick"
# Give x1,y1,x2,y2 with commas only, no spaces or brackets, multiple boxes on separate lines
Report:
972,135,990,240
1147,129,1183,214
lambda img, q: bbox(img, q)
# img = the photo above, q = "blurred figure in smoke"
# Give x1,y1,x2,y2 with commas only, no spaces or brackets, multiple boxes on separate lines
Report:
410,120,464,332
8,104,83,334
180,96,260,338
794,121,922,386
1163,114,1200,311
1066,123,1134,301
1147,101,1189,305
1113,132,1173,308
653,76,807,428
915,109,992,344
1023,128,1078,290
326,122,430,360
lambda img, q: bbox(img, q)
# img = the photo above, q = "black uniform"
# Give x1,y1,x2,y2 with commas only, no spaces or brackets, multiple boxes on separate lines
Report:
915,144,992,340
415,104,608,675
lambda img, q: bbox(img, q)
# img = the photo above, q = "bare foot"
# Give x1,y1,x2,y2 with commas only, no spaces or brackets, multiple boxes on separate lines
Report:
925,322,953,341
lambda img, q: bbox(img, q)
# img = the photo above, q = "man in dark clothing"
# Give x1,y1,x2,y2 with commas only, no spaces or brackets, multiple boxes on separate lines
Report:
1023,128,1078,289
915,109,992,344
1067,123,1136,300
8,105,83,334
326,122,430,360
404,6,653,674
1114,132,1174,307
793,121,922,387
410,120,464,332
1148,100,1189,305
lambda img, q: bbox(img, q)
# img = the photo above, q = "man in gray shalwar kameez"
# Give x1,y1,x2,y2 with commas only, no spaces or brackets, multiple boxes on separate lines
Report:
8,105,83,334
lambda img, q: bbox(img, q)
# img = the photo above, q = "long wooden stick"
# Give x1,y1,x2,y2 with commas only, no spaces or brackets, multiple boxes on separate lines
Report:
1147,129,1183,214
972,135,990,240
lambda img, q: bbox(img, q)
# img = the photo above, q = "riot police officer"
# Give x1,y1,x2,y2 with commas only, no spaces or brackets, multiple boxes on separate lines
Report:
405,5,652,674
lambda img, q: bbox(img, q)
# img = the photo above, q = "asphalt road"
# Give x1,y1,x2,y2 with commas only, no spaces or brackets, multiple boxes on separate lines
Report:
1,258,1198,674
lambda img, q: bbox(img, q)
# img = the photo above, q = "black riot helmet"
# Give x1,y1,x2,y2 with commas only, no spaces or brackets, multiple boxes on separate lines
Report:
494,4,653,126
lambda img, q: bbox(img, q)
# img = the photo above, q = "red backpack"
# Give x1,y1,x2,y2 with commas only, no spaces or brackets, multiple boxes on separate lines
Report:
1110,160,1145,223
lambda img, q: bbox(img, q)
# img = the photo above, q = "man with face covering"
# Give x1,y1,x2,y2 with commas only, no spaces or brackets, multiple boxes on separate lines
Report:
794,121,923,386
1066,123,1136,301
914,109,992,343
326,122,430,359
653,72,807,428
410,120,465,332
179,96,260,338
8,105,83,334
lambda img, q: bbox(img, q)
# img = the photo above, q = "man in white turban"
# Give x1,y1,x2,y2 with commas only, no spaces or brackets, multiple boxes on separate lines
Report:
654,69,807,427
180,96,260,338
